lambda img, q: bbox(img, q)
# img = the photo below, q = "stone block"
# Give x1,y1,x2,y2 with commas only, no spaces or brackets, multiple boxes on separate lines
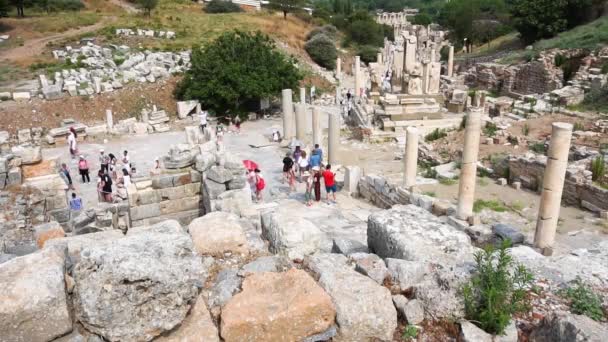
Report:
12,91,31,101
512,181,521,190
11,145,42,165
159,196,201,215
47,208,70,223
137,188,161,205
22,157,60,178
207,165,233,184
188,212,249,256
130,203,161,221
331,238,368,255
34,221,66,248
432,200,453,216
7,167,22,186
492,223,524,245
204,179,227,200
497,178,507,186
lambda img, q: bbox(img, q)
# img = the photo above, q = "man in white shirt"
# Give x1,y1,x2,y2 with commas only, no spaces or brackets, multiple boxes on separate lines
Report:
200,110,208,132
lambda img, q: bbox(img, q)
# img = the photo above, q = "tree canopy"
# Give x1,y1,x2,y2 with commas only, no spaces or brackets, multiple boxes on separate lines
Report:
175,30,302,117
266,0,306,19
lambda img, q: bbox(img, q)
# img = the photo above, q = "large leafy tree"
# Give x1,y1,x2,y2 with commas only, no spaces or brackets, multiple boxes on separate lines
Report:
509,0,569,44
175,30,301,117
138,0,158,16
266,0,305,19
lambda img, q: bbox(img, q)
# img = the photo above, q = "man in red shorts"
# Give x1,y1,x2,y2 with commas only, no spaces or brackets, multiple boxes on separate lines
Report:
322,164,337,203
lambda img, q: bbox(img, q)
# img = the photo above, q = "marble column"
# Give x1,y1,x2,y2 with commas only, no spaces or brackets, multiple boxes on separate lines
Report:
430,48,436,63
295,103,307,142
300,87,306,104
377,52,383,64
336,57,341,80
447,45,455,77
534,122,573,250
403,126,419,188
312,107,322,147
281,89,295,139
404,34,417,74
106,109,113,131
354,55,361,97
328,112,340,165
456,108,482,221
335,86,341,105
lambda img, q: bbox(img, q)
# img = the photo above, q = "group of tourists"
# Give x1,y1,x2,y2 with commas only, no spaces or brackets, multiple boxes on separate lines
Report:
282,144,337,206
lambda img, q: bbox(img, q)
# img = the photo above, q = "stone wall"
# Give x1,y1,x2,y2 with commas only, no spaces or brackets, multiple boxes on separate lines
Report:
507,155,608,211
127,170,205,227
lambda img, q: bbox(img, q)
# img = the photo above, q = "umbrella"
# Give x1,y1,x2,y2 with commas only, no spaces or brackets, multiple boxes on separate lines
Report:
243,160,259,170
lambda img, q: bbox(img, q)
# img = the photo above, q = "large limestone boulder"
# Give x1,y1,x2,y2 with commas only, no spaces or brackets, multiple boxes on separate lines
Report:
529,312,608,342
221,269,336,342
156,295,219,342
304,253,397,341
0,247,72,342
72,220,204,341
188,212,249,256
261,210,326,260
11,145,42,165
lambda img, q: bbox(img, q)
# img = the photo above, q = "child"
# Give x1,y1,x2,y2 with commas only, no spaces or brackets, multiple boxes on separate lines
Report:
304,171,313,206
255,169,265,202
322,164,337,203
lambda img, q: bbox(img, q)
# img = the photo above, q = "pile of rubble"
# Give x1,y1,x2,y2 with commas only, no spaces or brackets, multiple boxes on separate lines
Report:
0,34,9,44
115,28,176,39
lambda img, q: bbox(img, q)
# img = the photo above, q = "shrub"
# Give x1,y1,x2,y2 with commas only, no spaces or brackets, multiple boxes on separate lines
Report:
204,0,242,13
304,34,337,70
402,325,418,341
573,121,585,131
554,53,566,67
529,142,547,154
306,25,338,40
560,278,605,321
522,123,529,136
484,122,499,137
462,240,534,335
473,199,507,213
423,191,436,197
591,155,606,182
357,45,379,64
425,128,447,142
47,0,85,11
439,178,457,186
423,167,438,179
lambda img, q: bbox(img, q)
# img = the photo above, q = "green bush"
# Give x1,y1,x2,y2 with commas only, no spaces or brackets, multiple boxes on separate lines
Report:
484,122,499,137
573,121,584,131
357,45,379,64
47,0,85,11
306,25,338,40
204,0,243,13
423,167,438,179
591,155,606,182
473,199,507,213
560,278,605,321
425,128,447,142
554,53,566,67
529,142,547,154
304,34,337,70
462,240,534,335
402,325,418,341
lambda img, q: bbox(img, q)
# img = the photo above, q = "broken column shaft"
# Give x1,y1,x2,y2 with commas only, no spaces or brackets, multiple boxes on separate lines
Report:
328,112,340,165
312,107,322,147
281,89,295,140
295,103,307,142
456,108,482,221
403,126,419,188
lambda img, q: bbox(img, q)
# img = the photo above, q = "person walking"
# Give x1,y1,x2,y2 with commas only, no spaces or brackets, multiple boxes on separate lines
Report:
298,150,308,181
313,144,324,164
60,163,75,190
282,153,294,184
122,150,131,172
312,166,322,202
304,170,313,207
322,164,337,203
99,149,109,174
100,171,113,202
78,155,90,183
309,149,321,169
108,153,118,180
234,116,241,134
67,127,78,159
200,110,208,132
69,192,83,211
247,169,257,199
293,145,302,176
254,168,265,202
121,168,132,187
150,157,162,176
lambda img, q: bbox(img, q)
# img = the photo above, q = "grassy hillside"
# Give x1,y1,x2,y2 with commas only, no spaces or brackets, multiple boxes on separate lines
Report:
533,15,608,51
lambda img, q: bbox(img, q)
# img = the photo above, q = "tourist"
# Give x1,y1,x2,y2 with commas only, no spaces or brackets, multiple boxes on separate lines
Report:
323,164,337,203
67,127,78,158
60,163,75,190
309,149,321,169
310,86,316,102
346,89,352,102
293,145,302,175
272,128,281,142
304,170,313,207
150,157,161,176
247,169,257,199
122,150,131,171
313,144,323,163
298,150,308,181
100,170,113,202
69,192,83,212
99,149,109,174
200,110,208,132
96,170,104,201
121,169,132,187
216,123,224,143
234,116,241,134
108,153,118,180
312,166,321,202
282,152,294,184
78,155,90,183
254,168,265,202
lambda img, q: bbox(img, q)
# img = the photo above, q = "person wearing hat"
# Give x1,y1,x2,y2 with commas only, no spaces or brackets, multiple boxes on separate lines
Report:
150,157,161,176
99,149,109,174
78,155,90,183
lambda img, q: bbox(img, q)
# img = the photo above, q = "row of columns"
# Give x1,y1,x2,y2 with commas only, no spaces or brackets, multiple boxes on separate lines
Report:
282,89,340,165
402,111,572,252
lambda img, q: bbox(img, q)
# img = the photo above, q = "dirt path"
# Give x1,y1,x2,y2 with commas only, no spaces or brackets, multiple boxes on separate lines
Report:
0,18,111,63
108,0,139,14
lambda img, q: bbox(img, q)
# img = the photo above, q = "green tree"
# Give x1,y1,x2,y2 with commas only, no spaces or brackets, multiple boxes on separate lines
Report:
0,0,10,16
267,0,305,19
175,31,301,117
204,0,242,13
305,34,337,69
510,0,569,44
138,0,158,16
411,13,432,26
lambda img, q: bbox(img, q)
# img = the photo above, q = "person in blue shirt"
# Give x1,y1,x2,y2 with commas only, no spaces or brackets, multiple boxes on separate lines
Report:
313,144,323,163
69,192,83,211
309,149,321,168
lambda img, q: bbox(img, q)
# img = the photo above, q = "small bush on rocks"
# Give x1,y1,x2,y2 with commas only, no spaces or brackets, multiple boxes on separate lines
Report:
560,277,605,321
306,25,338,40
204,0,242,13
462,240,534,335
304,34,337,70
425,128,447,142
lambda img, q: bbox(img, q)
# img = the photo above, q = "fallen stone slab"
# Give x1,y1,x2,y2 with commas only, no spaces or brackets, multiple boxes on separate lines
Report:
0,247,72,342
238,255,292,277
156,295,219,342
188,212,249,256
492,223,524,245
34,221,65,248
529,312,607,342
261,209,326,261
11,145,42,165
207,269,242,308
221,269,336,342
351,252,389,285
72,220,204,341
304,253,397,341
331,238,368,255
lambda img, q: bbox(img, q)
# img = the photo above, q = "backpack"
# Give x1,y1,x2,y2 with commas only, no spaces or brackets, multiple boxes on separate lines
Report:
256,176,265,191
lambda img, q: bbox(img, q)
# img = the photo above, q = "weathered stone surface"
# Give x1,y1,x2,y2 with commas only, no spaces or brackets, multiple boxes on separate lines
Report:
529,312,608,342
261,210,326,260
11,145,42,165
194,152,216,172
22,157,60,178
305,253,397,341
386,258,427,290
351,252,389,284
208,269,242,308
156,295,219,342
207,165,233,184
204,179,226,200
0,247,72,342
72,220,204,341
159,196,201,215
238,255,292,277
130,202,161,220
34,221,65,248
213,188,253,216
331,238,368,255
188,212,249,256
460,321,492,342
492,223,524,245
45,230,124,261
221,269,336,342
402,299,425,325
0,253,17,264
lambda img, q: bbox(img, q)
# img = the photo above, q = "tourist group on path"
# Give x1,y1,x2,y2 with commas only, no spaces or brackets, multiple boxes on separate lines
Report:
282,143,337,206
